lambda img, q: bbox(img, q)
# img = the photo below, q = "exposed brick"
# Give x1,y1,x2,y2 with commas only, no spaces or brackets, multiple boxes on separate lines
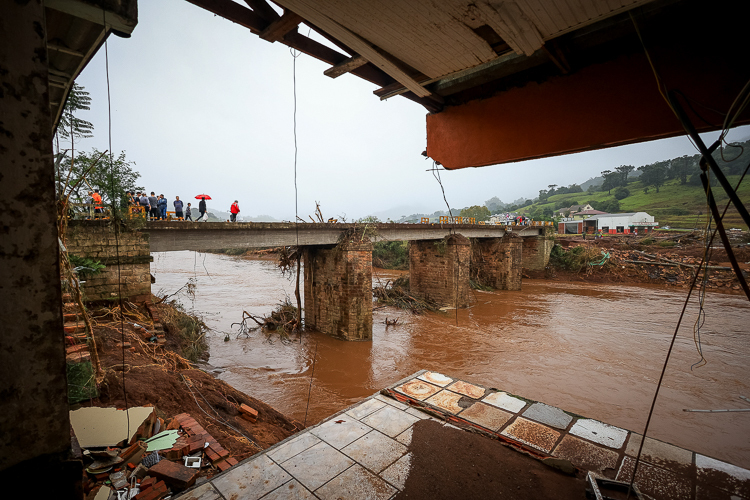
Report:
410,234,472,307
239,404,258,422
215,459,231,472
148,459,198,489
226,457,238,466
471,234,522,291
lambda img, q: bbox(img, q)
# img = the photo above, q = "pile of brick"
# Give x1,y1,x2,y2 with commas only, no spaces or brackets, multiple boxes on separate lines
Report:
85,411,244,499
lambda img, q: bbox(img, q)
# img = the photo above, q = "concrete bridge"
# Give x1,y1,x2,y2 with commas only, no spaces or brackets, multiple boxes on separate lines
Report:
66,221,553,341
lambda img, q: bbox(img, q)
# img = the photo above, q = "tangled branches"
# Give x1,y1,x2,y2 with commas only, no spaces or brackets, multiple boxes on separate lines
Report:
373,276,440,313
232,298,300,344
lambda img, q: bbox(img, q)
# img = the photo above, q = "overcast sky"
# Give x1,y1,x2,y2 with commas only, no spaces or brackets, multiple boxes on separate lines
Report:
72,0,749,221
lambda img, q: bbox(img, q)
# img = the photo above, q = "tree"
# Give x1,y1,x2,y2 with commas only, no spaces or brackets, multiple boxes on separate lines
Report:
547,184,558,195
460,205,491,222
615,165,635,184
57,148,143,207
538,189,549,203
57,83,94,144
600,170,619,194
638,163,667,193
614,187,630,200
668,156,692,184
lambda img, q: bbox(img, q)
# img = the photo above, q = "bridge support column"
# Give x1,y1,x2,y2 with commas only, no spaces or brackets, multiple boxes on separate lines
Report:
471,234,522,290
303,238,373,341
66,221,152,301
409,234,472,307
522,231,554,272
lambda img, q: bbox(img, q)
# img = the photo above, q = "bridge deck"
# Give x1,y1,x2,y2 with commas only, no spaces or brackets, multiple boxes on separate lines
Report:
144,222,546,252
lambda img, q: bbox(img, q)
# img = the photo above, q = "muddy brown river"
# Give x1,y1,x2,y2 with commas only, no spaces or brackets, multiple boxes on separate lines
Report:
151,251,750,469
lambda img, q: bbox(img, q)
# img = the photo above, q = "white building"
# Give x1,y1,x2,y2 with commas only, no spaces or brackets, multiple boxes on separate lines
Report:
584,212,658,234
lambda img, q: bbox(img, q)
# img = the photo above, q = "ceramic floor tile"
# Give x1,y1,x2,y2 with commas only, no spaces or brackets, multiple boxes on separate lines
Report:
261,479,316,500
341,430,408,473
501,417,560,453
552,435,619,474
696,454,750,498
315,464,397,500
212,454,291,500
617,456,693,499
309,417,372,449
175,482,222,500
458,402,512,431
280,441,354,491
522,403,573,430
482,392,527,413
395,427,413,446
375,394,410,411
405,406,433,420
625,433,693,469
417,371,453,387
267,432,321,464
425,390,464,414
361,405,420,437
447,380,486,399
380,452,412,490
346,398,387,420
394,379,442,401
570,419,628,449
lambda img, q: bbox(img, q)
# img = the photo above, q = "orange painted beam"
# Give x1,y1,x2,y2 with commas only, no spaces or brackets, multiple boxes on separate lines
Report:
426,50,750,170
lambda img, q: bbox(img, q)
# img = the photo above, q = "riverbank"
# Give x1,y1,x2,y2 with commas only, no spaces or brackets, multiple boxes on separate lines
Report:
73,297,300,495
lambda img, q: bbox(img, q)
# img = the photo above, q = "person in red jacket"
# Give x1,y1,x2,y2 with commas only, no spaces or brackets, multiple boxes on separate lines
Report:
230,200,240,222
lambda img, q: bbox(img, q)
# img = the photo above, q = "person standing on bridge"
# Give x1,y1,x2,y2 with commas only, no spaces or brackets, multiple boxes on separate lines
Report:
174,196,184,220
230,200,240,222
148,192,159,220
185,202,193,221
198,197,207,222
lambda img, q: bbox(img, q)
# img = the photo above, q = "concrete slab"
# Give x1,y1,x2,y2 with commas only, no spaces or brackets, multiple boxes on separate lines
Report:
523,403,573,430
212,454,291,500
625,434,693,470
458,402,512,431
267,432,321,464
617,456,693,499
417,371,453,387
314,464,397,500
280,441,354,491
375,393,410,411
380,452,412,490
262,479,316,500
501,417,561,453
482,391,527,413
346,398,387,420
341,430,408,473
394,379,442,401
447,380,486,399
552,435,619,474
395,427,413,446
425,390,464,414
696,454,750,498
309,417,372,449
361,405,420,438
175,482,222,500
569,419,628,449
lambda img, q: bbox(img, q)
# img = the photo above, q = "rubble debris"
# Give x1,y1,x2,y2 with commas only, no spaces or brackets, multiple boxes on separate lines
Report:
239,403,259,423
148,459,198,489
144,430,179,452
70,406,156,448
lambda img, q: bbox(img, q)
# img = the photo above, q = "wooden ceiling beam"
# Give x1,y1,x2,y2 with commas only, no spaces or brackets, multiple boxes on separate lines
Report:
243,0,280,23
324,55,367,79
184,0,266,33
260,10,303,42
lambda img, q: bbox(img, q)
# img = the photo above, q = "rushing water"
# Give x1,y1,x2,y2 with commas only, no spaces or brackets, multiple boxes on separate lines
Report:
151,251,750,468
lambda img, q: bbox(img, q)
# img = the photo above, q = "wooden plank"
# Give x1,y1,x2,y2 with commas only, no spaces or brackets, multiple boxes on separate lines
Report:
323,55,367,78
260,10,303,42
184,0,266,33
275,0,432,97
281,31,347,66
47,43,84,58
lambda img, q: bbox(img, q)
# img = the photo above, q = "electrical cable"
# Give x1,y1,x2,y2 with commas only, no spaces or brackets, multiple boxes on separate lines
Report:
103,16,130,441
430,162,460,326
303,341,318,427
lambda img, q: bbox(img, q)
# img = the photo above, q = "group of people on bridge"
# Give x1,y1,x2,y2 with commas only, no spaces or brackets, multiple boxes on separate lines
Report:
126,192,241,223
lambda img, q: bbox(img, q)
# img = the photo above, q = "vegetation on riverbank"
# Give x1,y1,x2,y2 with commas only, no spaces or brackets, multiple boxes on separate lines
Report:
373,241,409,269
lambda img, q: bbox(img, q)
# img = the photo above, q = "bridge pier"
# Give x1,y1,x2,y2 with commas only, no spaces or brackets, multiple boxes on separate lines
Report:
471,234,522,290
303,237,373,341
521,231,554,272
409,234,472,307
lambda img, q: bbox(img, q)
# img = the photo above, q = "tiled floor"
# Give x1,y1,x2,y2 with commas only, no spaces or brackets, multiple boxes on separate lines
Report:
175,370,750,500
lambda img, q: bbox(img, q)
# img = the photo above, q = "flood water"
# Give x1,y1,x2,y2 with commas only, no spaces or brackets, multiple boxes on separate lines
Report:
151,251,750,469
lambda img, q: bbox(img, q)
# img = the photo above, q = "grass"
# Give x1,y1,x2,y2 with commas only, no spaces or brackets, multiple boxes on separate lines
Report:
519,175,749,230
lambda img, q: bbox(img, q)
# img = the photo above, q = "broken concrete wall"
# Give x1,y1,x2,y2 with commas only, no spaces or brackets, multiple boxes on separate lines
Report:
65,221,152,301
0,0,70,473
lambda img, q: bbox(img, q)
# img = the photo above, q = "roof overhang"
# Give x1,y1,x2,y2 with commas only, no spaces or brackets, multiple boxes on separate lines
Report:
44,0,138,132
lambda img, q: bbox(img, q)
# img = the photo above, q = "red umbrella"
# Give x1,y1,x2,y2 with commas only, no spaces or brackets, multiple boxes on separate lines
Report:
195,194,212,200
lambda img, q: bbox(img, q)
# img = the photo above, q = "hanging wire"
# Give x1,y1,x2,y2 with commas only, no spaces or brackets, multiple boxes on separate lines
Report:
103,13,130,440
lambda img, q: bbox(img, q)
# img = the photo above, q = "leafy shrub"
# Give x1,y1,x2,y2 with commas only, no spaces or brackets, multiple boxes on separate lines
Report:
614,187,630,200
373,241,409,269
68,254,105,279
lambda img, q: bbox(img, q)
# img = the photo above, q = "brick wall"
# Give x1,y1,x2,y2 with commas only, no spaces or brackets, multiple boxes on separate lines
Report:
65,221,152,301
522,232,554,271
409,234,472,307
471,234,522,290
303,237,373,341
